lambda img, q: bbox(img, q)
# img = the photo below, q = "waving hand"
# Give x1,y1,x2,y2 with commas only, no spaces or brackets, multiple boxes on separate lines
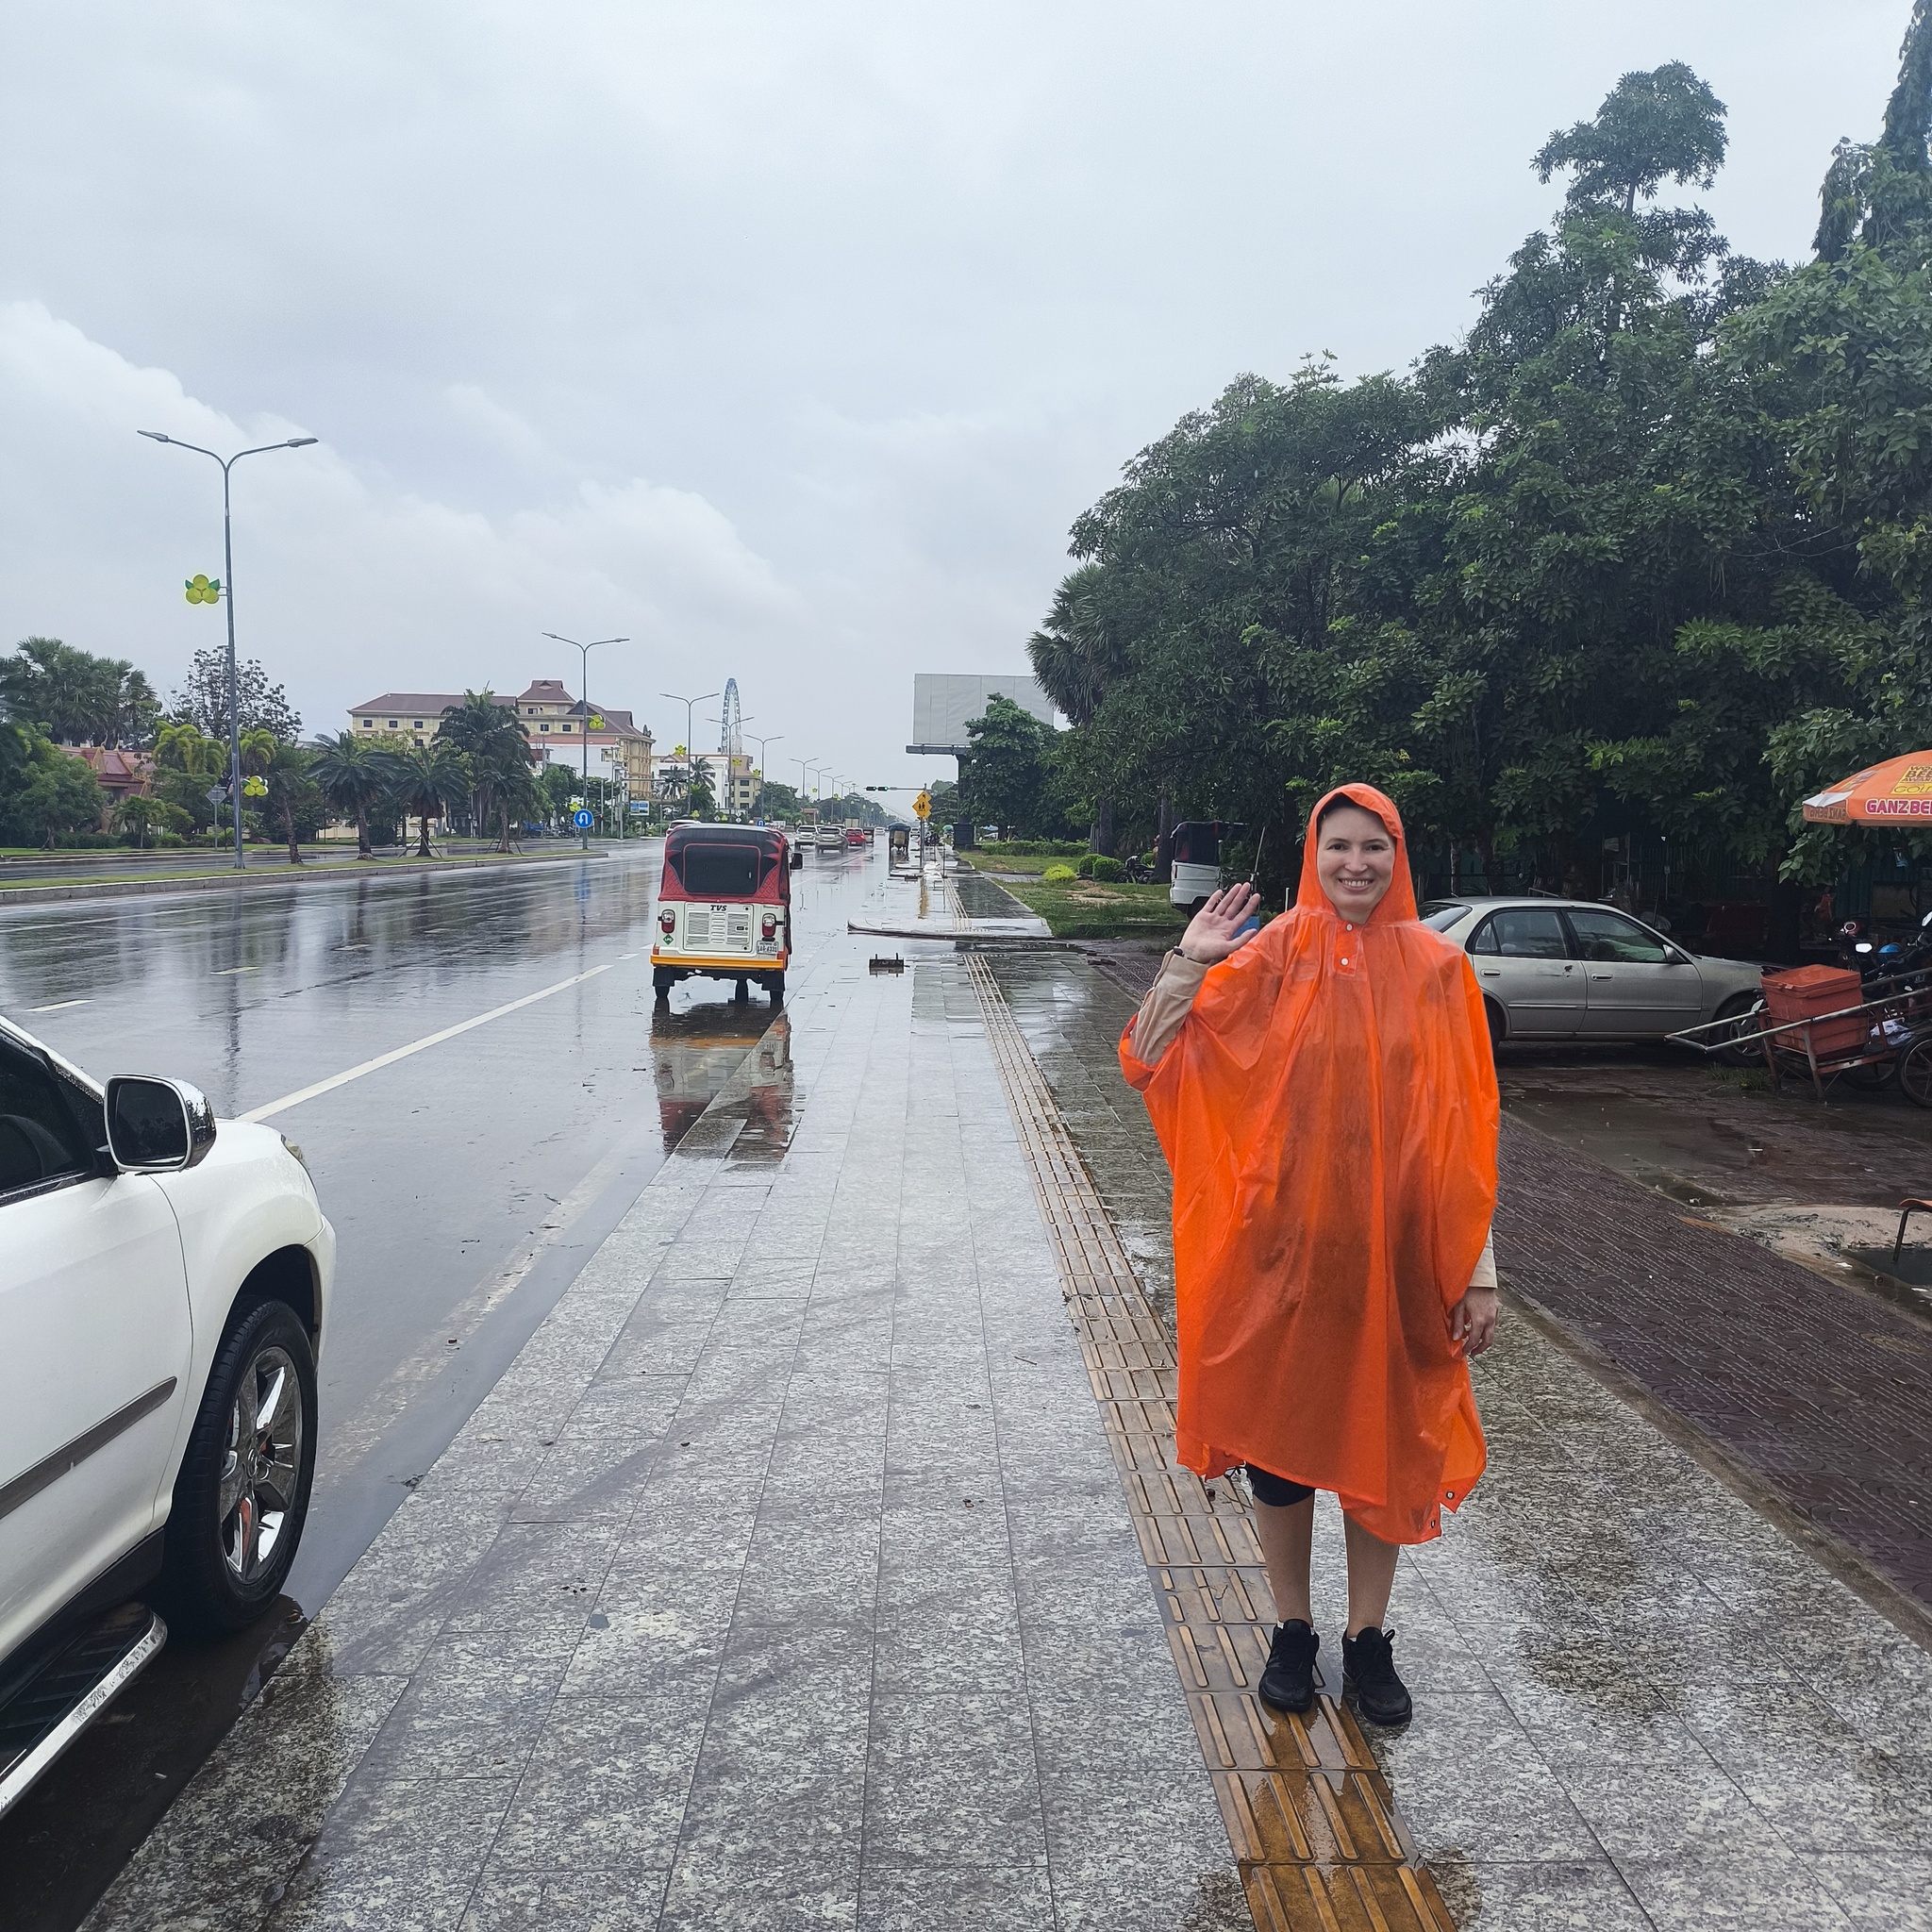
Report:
1179,884,1261,965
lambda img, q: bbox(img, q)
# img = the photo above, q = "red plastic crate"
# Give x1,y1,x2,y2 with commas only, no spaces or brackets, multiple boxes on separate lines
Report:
1762,966,1867,1058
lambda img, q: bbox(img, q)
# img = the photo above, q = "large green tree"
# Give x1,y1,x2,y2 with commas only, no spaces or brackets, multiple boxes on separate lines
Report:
0,637,160,747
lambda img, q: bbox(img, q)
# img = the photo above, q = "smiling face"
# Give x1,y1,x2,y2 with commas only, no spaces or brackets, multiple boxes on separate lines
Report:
1315,803,1396,919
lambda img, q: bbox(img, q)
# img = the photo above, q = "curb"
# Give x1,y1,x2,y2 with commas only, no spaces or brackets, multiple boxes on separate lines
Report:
0,849,603,909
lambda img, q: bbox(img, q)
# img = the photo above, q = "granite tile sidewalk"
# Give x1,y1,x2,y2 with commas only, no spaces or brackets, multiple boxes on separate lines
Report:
84,937,1244,1932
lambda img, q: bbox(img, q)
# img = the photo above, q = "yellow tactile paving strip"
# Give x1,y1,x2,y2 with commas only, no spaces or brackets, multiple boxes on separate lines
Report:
969,954,1457,1932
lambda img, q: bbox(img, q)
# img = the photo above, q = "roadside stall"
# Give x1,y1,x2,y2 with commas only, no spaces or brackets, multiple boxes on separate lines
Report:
1671,753,1932,1100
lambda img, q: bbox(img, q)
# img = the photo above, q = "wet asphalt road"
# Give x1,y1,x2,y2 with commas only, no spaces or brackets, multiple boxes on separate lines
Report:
0,835,888,1930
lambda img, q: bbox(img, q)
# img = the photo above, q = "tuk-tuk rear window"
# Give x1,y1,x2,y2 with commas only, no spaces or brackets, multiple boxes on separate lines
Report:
669,841,768,897
1171,824,1217,866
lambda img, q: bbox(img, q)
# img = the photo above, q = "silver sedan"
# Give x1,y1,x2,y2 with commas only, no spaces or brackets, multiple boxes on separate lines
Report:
1418,897,1764,1046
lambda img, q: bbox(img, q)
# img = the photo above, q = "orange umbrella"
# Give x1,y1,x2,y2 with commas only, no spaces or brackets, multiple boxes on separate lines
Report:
1803,751,1932,824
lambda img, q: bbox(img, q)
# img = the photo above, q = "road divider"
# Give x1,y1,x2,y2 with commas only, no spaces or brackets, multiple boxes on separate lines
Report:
238,961,619,1123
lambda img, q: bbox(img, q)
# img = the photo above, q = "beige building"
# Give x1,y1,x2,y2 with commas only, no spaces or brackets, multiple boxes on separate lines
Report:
347,679,654,805
723,753,759,820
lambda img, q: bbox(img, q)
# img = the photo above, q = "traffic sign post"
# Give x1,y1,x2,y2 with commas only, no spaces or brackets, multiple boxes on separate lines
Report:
912,791,931,820
573,808,595,830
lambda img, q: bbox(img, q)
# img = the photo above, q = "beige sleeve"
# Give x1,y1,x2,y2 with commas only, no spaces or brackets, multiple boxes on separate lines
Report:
1469,1231,1496,1291
1128,950,1210,1064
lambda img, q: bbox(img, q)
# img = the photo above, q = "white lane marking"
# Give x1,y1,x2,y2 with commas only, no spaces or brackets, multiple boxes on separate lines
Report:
238,962,619,1123
28,998,91,1013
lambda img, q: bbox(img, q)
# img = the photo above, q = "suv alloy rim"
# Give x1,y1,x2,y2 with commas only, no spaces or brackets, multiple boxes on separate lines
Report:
218,1343,305,1583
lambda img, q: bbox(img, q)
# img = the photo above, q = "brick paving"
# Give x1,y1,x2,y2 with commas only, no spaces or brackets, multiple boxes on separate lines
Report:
1491,1115,1932,1613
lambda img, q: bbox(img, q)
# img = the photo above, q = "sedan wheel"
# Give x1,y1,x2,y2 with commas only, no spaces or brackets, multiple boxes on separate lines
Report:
1712,993,1765,1069
162,1300,317,1637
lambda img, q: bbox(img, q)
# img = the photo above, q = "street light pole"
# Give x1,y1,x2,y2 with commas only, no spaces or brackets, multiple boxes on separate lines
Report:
747,733,782,818
661,691,719,819
138,430,319,871
544,633,627,850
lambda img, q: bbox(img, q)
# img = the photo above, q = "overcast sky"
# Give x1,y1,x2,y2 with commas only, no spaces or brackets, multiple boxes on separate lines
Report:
0,2,1913,788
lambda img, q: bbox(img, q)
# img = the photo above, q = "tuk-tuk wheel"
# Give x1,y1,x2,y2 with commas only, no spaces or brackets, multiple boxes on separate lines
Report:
734,977,749,1003
653,968,675,1000
766,972,785,1002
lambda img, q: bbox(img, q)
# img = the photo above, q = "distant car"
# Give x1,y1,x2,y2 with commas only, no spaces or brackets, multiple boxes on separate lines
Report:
0,1016,333,1819
1418,897,1763,1046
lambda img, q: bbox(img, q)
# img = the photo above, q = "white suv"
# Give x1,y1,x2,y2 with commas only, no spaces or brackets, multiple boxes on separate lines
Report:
0,1014,334,1819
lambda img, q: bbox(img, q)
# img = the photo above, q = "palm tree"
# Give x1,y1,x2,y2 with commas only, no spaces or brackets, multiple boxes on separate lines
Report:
1029,562,1132,855
308,730,392,858
386,741,469,858
471,736,541,852
438,691,530,837
263,742,322,865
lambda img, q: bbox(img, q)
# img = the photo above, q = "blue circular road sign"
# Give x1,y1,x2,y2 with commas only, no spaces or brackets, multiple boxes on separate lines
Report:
573,808,595,828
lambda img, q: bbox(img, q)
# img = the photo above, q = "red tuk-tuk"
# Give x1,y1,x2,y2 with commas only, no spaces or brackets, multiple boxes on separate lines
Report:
653,822,791,1002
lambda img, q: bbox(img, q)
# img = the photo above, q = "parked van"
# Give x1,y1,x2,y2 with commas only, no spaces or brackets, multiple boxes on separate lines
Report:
1169,821,1245,911
653,823,791,1001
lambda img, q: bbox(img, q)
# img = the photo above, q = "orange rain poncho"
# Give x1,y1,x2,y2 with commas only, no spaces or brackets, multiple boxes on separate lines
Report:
1120,784,1498,1544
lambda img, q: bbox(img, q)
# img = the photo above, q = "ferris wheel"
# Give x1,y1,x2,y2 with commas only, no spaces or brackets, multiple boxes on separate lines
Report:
719,679,742,758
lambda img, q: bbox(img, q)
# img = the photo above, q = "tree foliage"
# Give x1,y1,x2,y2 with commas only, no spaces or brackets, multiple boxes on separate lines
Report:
0,637,161,747
1026,38,1932,926
172,646,301,742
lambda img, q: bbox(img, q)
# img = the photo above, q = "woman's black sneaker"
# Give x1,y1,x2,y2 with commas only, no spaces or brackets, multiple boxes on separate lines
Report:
1258,1620,1319,1714
1341,1625,1412,1726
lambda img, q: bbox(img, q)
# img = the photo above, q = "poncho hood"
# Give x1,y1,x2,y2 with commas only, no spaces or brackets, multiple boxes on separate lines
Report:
1121,784,1498,1542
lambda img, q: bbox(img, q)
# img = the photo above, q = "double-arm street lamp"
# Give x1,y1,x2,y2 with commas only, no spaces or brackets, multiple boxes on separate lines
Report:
661,690,719,819
138,429,319,870
543,632,627,849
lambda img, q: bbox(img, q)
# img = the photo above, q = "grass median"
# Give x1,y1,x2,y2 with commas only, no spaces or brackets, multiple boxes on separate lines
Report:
973,870,1189,941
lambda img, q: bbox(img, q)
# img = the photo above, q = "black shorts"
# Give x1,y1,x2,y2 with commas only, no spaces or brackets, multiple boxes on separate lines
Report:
1244,1464,1315,1507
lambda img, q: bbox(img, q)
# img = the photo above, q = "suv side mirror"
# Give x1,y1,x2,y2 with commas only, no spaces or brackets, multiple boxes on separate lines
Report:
106,1076,217,1172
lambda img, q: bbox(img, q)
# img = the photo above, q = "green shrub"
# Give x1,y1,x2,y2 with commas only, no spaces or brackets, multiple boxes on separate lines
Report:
982,838,1088,858
1041,863,1077,881
1074,854,1126,882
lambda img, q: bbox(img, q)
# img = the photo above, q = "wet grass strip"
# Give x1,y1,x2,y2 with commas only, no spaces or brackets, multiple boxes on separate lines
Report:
966,954,1457,1932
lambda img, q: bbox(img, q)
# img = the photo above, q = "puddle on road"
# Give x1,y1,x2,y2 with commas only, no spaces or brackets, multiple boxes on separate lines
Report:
647,988,791,1157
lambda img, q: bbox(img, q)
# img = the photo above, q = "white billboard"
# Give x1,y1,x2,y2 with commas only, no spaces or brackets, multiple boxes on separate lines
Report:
908,674,1055,754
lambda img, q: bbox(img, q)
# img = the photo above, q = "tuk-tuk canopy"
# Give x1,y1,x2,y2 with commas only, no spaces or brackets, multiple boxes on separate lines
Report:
661,823,791,903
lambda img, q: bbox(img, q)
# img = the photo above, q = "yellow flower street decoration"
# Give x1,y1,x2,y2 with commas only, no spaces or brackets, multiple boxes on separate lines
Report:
242,775,268,797
184,574,222,605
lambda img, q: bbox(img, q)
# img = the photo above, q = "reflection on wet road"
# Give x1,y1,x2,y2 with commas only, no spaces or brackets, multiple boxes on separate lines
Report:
0,838,874,1931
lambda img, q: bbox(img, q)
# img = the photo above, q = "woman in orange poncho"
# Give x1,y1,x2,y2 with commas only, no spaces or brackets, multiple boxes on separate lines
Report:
1120,785,1499,1726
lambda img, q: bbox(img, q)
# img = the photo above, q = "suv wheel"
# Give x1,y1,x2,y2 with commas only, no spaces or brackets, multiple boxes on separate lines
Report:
160,1300,317,1637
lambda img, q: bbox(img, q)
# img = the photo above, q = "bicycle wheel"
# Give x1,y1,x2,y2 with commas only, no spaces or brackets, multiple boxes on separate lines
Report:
1900,1040,1932,1108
